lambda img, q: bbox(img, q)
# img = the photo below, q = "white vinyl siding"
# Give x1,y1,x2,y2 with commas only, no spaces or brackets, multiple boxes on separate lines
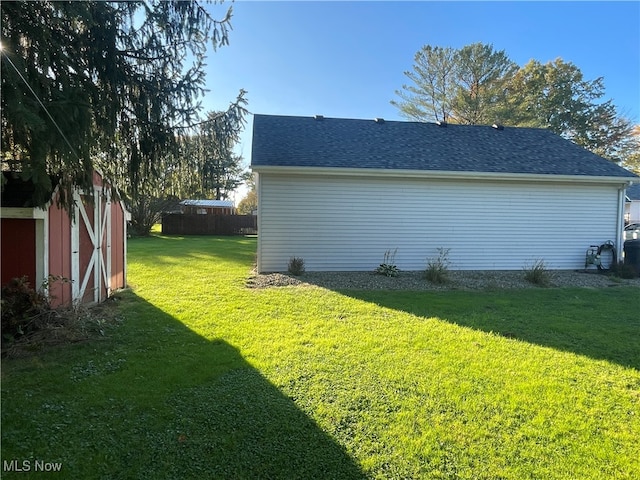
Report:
257,173,620,272
628,201,640,223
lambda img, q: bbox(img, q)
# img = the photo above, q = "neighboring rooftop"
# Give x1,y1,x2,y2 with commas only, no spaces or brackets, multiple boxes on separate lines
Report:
626,183,640,201
251,114,638,179
180,199,234,208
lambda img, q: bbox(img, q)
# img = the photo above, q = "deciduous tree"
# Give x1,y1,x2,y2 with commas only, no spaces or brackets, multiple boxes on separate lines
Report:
237,176,257,215
619,125,640,175
392,43,636,166
392,43,517,125
391,46,457,123
453,43,518,125
507,58,634,163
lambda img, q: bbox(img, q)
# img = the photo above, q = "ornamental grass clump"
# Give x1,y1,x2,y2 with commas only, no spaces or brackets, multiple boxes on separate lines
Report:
287,257,305,276
523,259,551,286
424,247,451,284
375,249,399,277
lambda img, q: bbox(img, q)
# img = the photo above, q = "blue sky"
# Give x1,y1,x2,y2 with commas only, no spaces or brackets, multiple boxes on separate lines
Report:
200,1,640,200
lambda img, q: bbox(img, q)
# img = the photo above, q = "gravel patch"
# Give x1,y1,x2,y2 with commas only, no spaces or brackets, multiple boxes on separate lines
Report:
246,269,640,291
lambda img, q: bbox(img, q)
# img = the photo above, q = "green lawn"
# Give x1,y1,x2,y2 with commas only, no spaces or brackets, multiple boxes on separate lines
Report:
2,234,639,479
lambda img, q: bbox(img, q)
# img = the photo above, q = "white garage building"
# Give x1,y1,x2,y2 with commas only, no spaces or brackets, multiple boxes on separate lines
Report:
251,114,638,273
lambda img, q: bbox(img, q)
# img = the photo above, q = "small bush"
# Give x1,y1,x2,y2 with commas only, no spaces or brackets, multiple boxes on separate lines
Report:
425,248,451,284
288,257,305,276
375,249,399,277
523,259,550,286
1,276,50,346
375,263,400,277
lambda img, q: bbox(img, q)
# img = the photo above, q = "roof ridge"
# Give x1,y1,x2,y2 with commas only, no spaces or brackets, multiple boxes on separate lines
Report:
252,113,553,131
251,114,639,180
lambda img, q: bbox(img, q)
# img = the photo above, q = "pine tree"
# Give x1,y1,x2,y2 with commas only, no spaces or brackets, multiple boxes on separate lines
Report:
1,1,235,209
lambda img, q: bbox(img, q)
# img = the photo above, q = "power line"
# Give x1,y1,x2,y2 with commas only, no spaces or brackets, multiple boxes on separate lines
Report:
1,48,82,162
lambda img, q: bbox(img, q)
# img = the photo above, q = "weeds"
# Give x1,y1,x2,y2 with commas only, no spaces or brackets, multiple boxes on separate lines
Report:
375,249,399,277
610,261,639,279
425,248,451,284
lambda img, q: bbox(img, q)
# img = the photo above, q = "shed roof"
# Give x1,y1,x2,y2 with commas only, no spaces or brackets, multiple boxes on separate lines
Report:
1,172,56,208
251,114,638,180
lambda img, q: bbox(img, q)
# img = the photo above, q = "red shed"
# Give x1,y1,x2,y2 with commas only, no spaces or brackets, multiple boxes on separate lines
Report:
1,171,129,308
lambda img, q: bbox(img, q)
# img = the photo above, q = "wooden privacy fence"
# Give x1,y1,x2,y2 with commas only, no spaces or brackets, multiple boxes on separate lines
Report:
162,214,257,235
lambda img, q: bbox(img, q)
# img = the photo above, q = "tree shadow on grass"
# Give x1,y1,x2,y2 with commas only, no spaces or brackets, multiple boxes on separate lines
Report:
338,287,640,371
0,292,365,480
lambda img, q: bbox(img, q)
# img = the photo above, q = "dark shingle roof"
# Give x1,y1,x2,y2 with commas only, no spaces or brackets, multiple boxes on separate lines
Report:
251,114,638,179
1,172,55,208
626,183,640,200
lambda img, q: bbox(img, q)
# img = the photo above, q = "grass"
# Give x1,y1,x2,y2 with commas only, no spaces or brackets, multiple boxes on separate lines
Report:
2,234,639,479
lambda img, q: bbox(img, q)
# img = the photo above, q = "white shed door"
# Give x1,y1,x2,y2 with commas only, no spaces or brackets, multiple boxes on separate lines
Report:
71,189,112,303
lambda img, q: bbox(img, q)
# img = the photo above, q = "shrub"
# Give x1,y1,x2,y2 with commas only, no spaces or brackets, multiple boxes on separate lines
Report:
1,276,50,346
523,259,550,287
424,248,451,284
288,257,305,276
375,249,399,277
1,276,123,356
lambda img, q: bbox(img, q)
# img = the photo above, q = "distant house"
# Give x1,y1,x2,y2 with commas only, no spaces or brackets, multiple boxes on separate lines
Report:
251,114,639,273
180,199,235,215
625,183,640,224
1,171,129,307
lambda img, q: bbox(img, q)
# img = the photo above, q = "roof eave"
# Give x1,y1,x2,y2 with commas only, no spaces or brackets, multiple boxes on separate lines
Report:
1,207,48,219
251,165,639,186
